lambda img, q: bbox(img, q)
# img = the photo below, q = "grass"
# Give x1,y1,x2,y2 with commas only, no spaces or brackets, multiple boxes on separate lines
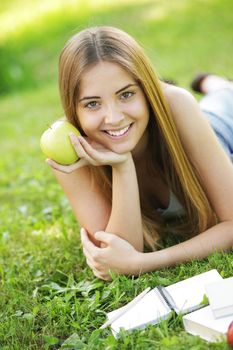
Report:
0,0,233,348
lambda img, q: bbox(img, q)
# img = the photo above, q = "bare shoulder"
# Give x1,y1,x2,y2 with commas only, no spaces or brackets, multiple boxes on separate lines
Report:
161,82,220,157
161,83,204,133
162,83,196,111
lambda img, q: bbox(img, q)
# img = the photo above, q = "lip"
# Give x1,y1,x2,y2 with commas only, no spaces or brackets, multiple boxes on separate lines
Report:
102,123,133,139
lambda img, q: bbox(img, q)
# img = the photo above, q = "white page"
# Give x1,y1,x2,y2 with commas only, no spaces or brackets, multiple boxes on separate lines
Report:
205,277,233,317
165,269,222,313
110,288,171,333
183,306,232,335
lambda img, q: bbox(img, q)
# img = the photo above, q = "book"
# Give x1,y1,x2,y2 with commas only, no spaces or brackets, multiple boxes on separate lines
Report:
182,305,233,342
205,277,233,319
104,269,222,337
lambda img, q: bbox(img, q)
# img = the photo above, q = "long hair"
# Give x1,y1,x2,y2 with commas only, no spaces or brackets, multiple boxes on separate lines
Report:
58,26,217,250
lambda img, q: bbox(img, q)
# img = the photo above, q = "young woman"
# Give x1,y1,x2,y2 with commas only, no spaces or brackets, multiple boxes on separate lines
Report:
47,26,233,280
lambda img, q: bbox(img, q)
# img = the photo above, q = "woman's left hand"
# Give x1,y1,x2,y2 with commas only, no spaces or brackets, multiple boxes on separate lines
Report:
80,228,143,280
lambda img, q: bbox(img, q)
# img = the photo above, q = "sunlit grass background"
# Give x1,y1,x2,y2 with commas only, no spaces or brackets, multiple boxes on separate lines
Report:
0,0,233,349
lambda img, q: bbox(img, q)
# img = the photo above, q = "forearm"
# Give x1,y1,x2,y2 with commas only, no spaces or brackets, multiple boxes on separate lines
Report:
106,154,143,251
138,221,233,273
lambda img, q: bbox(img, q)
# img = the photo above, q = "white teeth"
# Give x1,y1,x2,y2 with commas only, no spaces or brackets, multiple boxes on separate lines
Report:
105,125,131,137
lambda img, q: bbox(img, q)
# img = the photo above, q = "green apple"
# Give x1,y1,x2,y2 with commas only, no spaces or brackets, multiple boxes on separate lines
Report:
40,120,81,165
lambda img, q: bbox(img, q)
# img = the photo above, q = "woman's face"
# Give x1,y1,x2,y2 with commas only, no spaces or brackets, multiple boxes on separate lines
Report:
76,61,150,156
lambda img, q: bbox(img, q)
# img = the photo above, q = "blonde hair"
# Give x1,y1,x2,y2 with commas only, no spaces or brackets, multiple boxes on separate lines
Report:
58,26,217,250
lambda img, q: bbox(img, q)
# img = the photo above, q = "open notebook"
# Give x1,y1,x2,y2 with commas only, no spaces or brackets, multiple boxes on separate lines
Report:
105,269,222,337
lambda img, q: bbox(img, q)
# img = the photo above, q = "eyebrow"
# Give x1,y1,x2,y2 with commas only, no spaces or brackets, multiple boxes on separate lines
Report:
78,83,138,102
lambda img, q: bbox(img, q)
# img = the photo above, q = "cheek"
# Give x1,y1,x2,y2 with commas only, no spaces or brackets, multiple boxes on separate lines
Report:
77,111,99,134
141,100,150,118
132,98,150,120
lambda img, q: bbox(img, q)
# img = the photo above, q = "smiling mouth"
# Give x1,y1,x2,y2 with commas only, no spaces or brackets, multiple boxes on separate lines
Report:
103,123,133,137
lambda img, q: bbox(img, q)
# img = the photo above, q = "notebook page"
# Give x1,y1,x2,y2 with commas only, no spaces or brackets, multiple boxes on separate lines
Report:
110,288,171,333
205,276,233,318
183,305,232,341
165,270,222,314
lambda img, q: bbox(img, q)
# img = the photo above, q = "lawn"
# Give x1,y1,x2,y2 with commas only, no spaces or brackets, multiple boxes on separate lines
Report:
0,0,233,349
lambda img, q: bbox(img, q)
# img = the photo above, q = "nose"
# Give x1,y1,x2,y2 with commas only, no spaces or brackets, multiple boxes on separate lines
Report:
104,103,124,125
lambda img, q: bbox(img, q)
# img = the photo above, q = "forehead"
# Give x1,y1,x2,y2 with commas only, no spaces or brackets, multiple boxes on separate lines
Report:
79,61,136,94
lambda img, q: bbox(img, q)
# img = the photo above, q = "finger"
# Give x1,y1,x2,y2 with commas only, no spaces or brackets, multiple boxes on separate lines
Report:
99,272,112,281
81,228,101,256
85,258,102,276
83,246,95,265
86,257,102,276
78,136,103,159
92,269,110,281
46,158,89,173
86,257,95,270
92,269,102,279
94,231,116,245
70,134,93,164
46,158,88,173
86,259,111,281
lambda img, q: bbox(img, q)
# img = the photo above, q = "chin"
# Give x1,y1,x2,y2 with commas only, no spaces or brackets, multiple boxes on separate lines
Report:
109,143,134,154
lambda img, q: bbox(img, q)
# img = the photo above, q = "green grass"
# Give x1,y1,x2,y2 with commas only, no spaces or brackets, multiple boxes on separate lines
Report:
0,0,233,348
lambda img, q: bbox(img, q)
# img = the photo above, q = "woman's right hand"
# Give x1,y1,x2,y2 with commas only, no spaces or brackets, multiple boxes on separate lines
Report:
46,133,132,174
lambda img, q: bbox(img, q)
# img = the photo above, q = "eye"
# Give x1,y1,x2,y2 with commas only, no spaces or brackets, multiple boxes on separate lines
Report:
84,101,100,110
120,91,135,100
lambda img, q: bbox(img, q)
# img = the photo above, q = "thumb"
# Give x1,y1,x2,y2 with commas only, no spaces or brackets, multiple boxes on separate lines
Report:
94,231,113,243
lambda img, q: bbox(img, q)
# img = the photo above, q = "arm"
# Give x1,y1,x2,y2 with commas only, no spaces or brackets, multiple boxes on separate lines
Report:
49,136,143,251
81,220,233,280
140,220,233,273
105,154,143,251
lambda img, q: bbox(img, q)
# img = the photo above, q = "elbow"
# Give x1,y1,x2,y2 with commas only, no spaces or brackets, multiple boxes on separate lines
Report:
225,219,233,246
230,220,233,247
220,219,233,249
84,228,102,247
135,237,144,253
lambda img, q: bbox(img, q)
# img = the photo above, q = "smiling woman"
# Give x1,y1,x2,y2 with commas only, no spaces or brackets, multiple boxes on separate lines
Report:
76,61,150,156
46,26,233,280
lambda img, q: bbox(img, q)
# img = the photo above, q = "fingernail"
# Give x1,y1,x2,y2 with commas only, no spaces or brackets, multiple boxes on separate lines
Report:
80,227,85,236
